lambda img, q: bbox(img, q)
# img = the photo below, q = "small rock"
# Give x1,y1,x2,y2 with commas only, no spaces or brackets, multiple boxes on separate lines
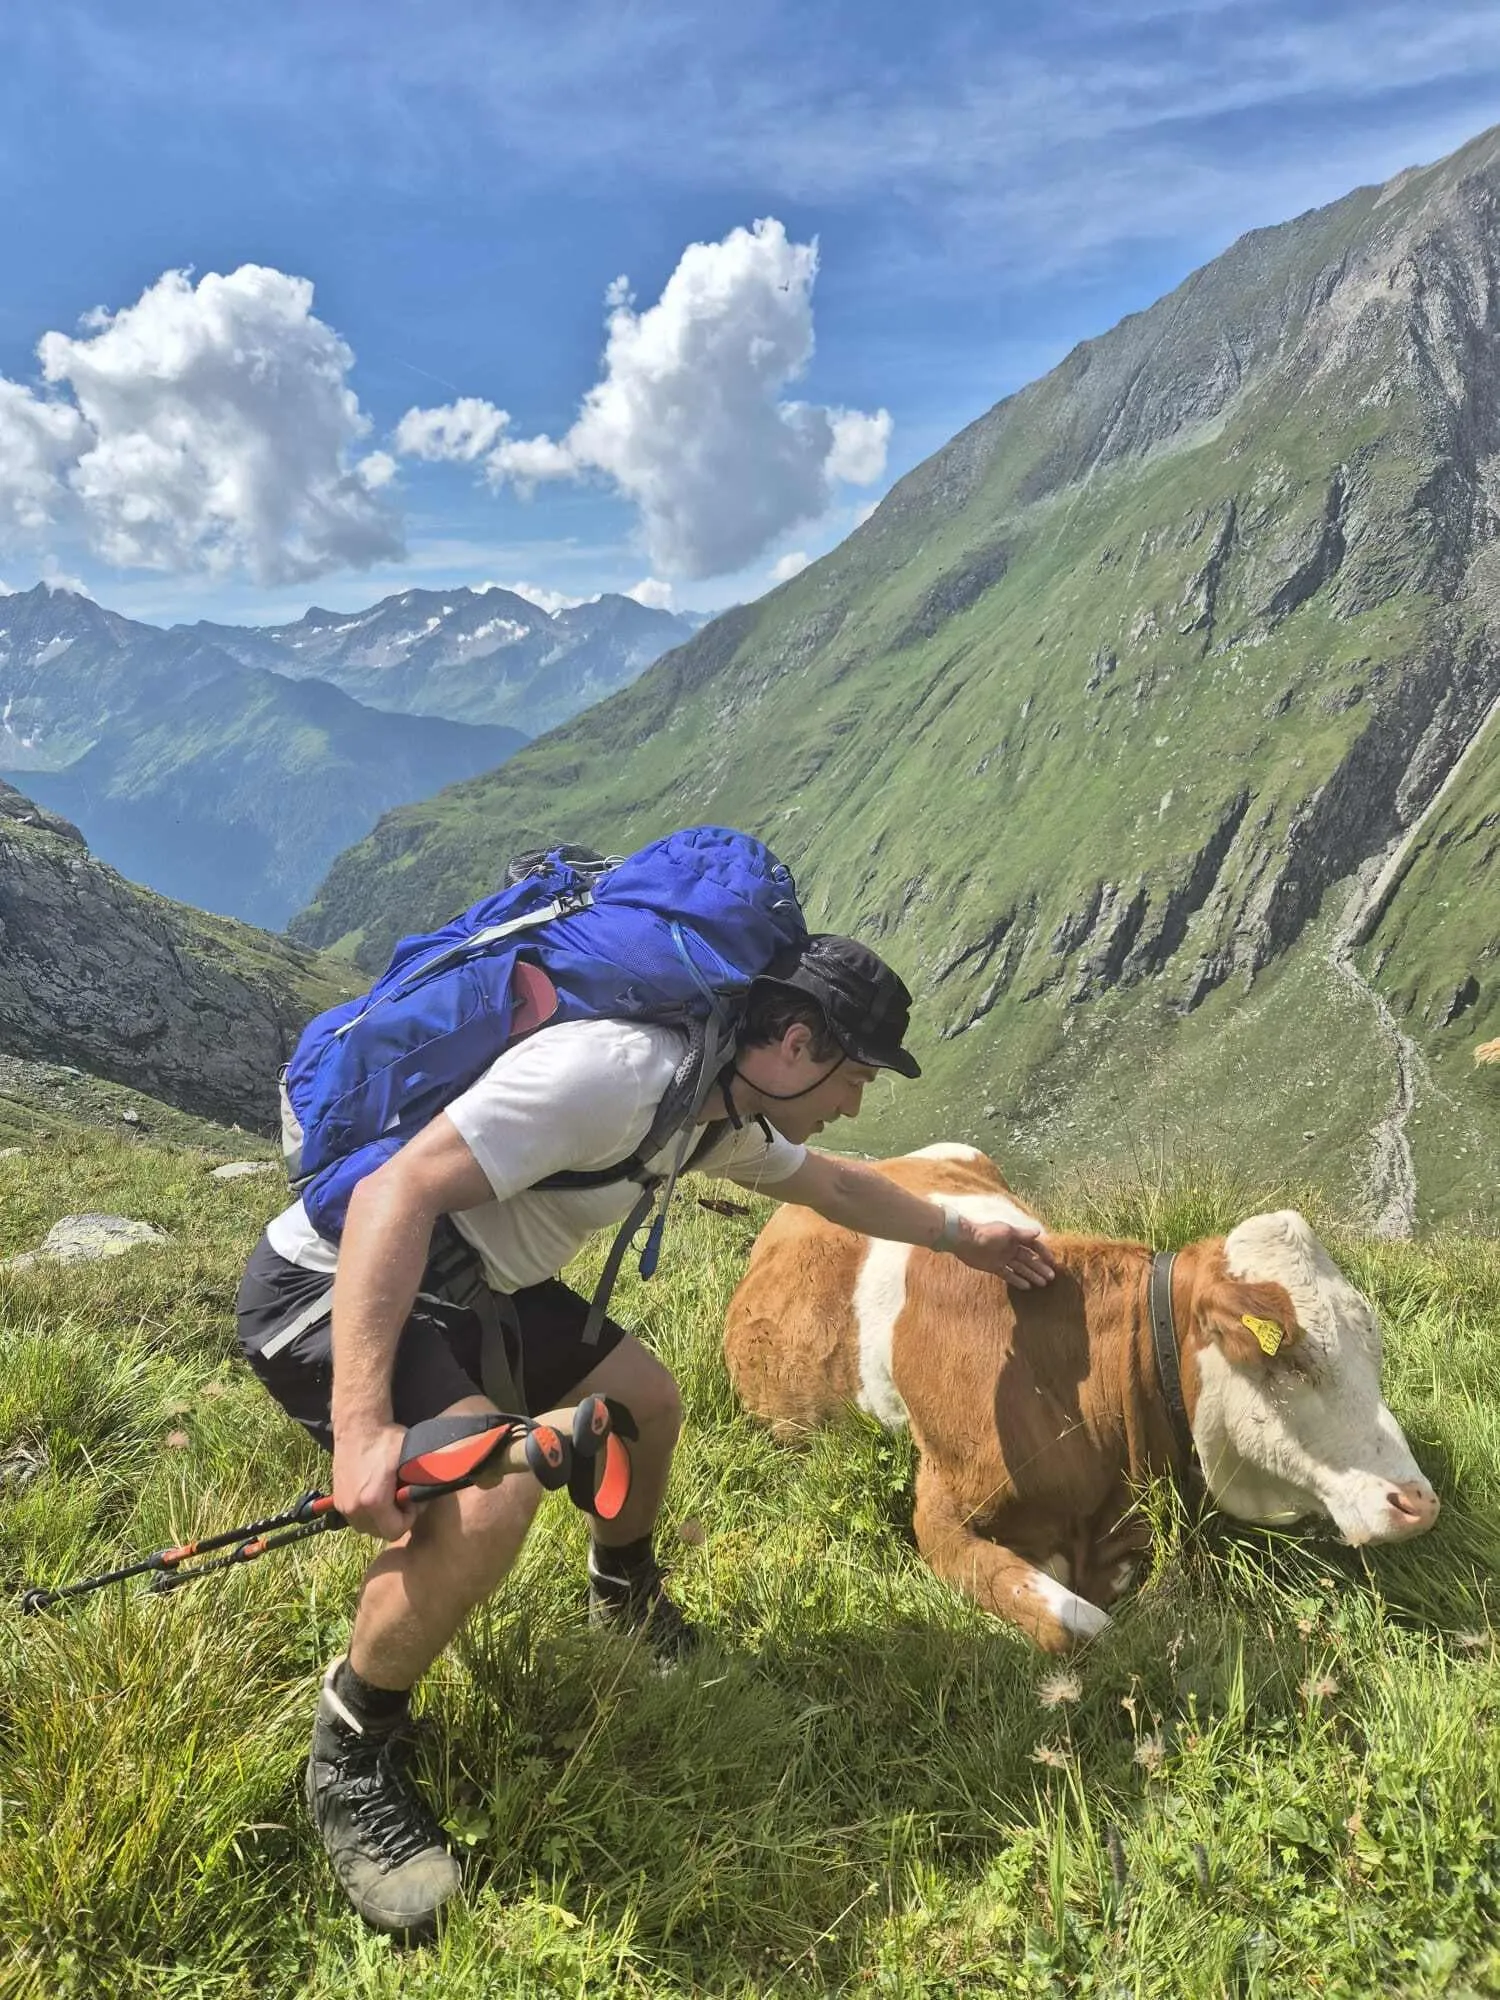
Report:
1429,975,1480,1030
120,1109,142,1126
2,1213,169,1271
982,1104,999,1119
0,1441,48,1491
0,1147,24,1161
209,1160,280,1180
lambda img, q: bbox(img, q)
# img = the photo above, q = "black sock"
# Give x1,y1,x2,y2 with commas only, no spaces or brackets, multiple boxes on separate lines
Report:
589,1533,655,1584
332,1655,412,1730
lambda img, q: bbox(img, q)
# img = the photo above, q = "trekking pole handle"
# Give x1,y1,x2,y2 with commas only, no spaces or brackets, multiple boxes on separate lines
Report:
393,1403,599,1505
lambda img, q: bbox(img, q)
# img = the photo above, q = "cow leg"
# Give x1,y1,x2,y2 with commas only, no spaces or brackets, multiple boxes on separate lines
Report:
912,1461,1111,1652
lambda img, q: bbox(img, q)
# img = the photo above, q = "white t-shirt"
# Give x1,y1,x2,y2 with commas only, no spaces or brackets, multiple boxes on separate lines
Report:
265,1017,807,1293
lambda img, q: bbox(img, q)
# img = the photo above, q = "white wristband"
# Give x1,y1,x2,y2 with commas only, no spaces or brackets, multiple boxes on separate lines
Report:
933,1205,964,1254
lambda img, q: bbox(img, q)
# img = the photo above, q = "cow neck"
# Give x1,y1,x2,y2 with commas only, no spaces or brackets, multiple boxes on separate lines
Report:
1148,1249,1202,1490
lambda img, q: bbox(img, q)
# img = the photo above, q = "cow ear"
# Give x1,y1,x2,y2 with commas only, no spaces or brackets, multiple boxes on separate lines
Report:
1201,1276,1303,1367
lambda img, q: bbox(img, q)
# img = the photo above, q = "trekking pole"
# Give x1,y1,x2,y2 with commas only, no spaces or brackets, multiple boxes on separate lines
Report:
20,1395,634,1616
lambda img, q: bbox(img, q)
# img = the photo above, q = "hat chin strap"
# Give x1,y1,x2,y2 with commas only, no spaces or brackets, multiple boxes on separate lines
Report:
723,1053,845,1123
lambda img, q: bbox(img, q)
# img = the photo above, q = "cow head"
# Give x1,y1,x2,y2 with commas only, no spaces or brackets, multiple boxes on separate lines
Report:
1183,1210,1438,1545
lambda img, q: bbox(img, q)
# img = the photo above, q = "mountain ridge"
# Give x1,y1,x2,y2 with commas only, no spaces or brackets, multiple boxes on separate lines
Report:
182,583,700,736
290,124,1500,1230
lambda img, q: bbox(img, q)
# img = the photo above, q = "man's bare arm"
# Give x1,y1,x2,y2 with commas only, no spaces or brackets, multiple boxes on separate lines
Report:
767,1150,1055,1288
329,1112,493,1536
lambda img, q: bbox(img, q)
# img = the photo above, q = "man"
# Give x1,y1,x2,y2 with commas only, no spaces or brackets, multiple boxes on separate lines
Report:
235,932,1055,1934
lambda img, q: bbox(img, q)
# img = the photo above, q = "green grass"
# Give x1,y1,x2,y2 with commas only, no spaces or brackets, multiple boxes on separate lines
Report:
1,1129,1498,1997
0,1054,281,1158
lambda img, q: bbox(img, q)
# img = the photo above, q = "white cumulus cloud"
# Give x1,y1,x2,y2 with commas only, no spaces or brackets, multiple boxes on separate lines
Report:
394,396,511,463
769,550,811,583
394,218,890,580
0,265,402,585
625,576,675,609
0,381,89,537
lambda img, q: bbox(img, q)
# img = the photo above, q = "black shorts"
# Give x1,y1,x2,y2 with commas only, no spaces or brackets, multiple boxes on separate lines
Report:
235,1231,629,1450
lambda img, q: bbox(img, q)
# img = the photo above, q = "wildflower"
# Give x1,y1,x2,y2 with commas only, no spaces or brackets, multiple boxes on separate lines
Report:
1134,1733,1167,1774
1302,1673,1339,1702
1038,1670,1083,1709
1031,1743,1070,1769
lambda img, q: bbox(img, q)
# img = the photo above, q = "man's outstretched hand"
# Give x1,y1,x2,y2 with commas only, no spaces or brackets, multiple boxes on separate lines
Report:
952,1219,1056,1289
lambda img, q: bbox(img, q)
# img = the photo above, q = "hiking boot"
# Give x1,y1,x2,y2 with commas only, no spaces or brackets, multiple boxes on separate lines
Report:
587,1551,701,1667
304,1659,461,1935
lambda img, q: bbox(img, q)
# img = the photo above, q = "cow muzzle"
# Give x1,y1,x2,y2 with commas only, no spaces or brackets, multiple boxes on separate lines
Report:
1334,1474,1441,1546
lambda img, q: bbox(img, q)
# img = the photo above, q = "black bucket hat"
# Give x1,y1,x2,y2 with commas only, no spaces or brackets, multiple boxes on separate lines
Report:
756,934,922,1079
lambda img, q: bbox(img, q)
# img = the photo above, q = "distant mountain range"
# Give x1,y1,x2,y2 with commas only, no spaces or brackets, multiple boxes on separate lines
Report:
293,125,1500,1232
0,582,698,929
188,585,703,736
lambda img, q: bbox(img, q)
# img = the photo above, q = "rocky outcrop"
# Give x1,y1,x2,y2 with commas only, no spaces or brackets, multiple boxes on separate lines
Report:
1230,633,1500,984
935,904,1037,1038
0,792,353,1133
0,781,84,845
895,540,1012,648
2,1213,167,1272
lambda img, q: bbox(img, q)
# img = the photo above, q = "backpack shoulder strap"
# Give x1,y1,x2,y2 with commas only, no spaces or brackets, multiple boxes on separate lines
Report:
572,1009,742,1345
532,1015,720,1194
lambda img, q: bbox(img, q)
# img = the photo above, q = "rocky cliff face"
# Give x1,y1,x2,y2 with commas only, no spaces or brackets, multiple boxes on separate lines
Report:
290,126,1500,1227
0,782,354,1133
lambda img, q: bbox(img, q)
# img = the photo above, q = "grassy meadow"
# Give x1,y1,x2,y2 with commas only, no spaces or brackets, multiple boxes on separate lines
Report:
1,1127,1498,1997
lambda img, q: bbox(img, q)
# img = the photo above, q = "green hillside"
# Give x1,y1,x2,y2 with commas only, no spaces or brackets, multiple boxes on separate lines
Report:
2,1119,1498,1995
293,130,1500,1231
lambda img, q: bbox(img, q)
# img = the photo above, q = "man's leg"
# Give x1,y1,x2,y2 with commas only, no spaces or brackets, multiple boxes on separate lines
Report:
310,1336,685,1931
306,1377,545,1939
349,1333,683,1681
565,1335,697,1660
347,1391,546,1689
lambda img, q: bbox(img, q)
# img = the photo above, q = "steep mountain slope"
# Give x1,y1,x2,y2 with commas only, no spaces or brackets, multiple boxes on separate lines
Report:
0,586,524,929
292,128,1500,1230
190,585,699,736
0,781,354,1131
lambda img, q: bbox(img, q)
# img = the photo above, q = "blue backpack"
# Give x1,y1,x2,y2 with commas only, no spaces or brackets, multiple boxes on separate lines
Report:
280,826,807,1330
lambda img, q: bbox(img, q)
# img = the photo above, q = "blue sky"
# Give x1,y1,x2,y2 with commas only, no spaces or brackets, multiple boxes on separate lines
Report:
3,0,1500,627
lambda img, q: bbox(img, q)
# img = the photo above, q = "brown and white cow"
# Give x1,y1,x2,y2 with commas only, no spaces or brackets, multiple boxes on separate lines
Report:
724,1144,1439,1649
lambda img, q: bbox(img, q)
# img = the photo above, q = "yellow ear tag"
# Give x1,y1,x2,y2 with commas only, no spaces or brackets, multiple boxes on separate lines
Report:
1241,1314,1285,1355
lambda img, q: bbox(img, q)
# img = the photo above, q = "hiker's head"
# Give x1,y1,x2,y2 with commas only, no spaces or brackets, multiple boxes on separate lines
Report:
731,935,920,1141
